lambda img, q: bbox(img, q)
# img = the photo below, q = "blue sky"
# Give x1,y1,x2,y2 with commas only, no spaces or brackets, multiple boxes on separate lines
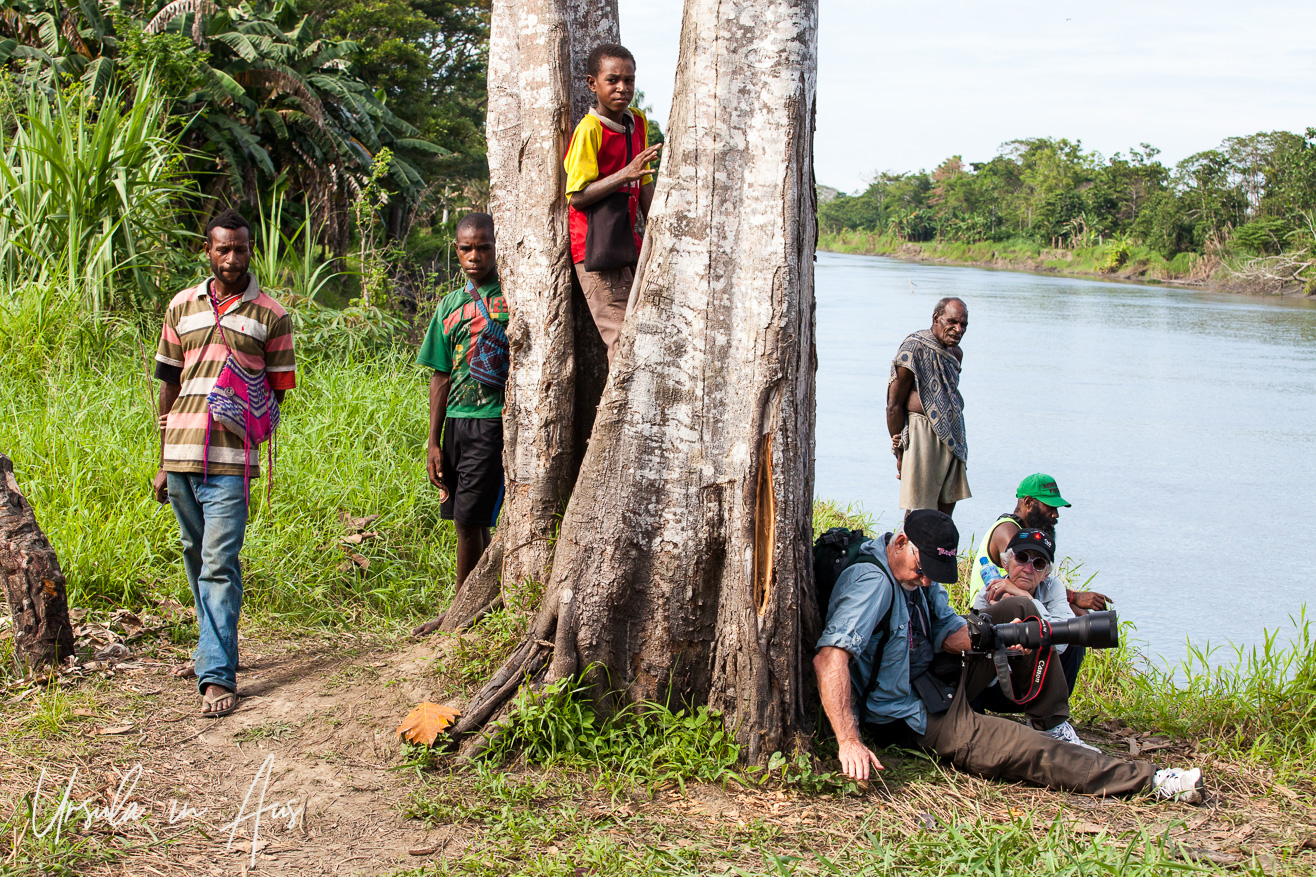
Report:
618,0,1316,194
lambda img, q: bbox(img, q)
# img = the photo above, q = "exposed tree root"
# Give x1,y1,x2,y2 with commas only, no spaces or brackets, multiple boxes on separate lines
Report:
453,588,571,748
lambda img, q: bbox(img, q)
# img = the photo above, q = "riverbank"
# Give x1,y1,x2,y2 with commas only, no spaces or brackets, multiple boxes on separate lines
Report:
817,231,1314,297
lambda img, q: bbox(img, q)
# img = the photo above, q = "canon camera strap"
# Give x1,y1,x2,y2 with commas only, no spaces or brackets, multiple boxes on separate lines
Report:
992,615,1053,705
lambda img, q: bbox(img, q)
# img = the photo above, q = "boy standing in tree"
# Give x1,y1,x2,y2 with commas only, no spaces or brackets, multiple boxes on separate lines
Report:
564,43,661,365
412,213,507,637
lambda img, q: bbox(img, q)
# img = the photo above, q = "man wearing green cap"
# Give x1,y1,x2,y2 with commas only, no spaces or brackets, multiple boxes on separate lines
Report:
968,474,1110,690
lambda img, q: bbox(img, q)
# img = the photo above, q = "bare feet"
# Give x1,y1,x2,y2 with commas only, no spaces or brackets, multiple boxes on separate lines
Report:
411,614,445,637
173,661,196,679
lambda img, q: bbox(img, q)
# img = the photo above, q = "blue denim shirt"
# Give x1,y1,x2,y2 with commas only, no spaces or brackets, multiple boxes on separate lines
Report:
816,534,967,735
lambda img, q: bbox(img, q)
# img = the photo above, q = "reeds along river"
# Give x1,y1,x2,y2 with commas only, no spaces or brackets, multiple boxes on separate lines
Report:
813,251,1316,666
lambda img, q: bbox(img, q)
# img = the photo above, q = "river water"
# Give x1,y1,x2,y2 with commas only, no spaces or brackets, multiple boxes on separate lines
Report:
814,251,1316,666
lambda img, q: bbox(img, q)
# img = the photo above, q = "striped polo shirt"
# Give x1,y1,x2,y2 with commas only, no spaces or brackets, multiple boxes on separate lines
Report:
154,275,296,478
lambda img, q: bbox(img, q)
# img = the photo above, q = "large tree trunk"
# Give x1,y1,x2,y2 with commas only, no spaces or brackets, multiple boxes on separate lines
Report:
460,0,820,763
0,455,75,671
441,0,617,631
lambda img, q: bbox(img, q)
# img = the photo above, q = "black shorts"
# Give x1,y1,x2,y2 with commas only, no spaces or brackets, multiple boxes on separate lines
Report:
440,417,505,526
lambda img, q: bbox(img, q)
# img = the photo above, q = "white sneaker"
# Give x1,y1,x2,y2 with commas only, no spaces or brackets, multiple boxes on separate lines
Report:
1043,720,1099,752
1152,767,1205,804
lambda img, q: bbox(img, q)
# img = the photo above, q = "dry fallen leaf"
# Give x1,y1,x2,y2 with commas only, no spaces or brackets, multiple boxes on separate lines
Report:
342,531,379,545
1073,822,1106,835
338,511,381,531
72,708,98,718
97,723,135,735
337,554,371,574
111,610,144,637
396,702,461,746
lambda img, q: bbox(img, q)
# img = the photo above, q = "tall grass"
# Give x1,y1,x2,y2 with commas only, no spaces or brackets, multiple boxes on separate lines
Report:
0,295,456,632
1074,614,1316,782
0,72,194,313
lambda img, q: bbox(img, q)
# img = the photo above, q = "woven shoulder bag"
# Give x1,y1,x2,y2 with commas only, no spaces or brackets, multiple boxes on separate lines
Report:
203,291,281,501
467,285,510,390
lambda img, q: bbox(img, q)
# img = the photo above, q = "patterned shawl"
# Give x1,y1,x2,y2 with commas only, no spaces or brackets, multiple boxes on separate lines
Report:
889,329,967,462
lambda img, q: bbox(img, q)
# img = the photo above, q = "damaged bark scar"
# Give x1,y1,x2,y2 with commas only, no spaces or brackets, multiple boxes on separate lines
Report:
752,433,775,617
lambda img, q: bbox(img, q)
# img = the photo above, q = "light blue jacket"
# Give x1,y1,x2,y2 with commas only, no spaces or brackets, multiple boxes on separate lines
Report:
816,534,967,735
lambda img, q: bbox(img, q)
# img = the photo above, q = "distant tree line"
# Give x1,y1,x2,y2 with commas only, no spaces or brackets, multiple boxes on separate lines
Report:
819,133,1316,259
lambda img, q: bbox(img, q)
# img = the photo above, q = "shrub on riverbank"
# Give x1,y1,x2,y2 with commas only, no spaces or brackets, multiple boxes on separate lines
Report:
817,231,1209,285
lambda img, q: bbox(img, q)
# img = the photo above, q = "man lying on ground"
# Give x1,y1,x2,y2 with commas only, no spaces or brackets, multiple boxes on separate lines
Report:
813,509,1204,802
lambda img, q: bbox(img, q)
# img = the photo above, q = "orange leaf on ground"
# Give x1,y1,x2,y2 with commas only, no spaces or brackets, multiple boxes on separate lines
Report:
397,702,461,746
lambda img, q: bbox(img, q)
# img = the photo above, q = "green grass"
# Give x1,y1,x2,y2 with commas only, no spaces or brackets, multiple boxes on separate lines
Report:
0,290,457,637
480,675,744,792
396,760,1267,877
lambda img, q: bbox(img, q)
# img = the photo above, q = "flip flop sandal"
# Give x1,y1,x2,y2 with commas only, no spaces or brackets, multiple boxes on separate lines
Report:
201,688,239,718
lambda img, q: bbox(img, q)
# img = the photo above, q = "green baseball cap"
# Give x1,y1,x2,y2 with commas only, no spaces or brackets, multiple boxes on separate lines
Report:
1016,473,1071,508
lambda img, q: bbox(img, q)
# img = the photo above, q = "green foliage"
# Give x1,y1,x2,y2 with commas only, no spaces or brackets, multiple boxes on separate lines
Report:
0,72,195,313
0,289,454,628
1232,217,1290,255
2,1,448,253
762,751,858,795
486,675,743,790
826,814,1260,876
1103,239,1130,272
820,130,1316,271
311,0,491,213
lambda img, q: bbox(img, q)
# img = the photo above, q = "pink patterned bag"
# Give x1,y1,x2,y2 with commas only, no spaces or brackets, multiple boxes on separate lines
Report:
203,293,280,501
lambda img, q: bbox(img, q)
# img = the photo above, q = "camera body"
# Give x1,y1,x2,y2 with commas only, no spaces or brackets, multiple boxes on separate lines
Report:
966,609,1119,652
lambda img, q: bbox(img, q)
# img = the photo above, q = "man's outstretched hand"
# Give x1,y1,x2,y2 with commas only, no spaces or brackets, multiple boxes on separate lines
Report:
837,738,884,781
1071,590,1111,611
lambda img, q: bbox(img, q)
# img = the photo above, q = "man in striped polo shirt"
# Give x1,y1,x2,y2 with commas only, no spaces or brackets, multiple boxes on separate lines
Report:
152,209,295,718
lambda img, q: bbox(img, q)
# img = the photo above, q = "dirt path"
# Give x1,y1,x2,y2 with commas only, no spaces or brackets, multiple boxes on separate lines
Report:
3,633,464,875
5,628,1316,876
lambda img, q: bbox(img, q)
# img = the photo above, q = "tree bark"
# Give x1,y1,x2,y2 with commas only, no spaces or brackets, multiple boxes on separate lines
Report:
443,0,617,631
565,0,620,127
0,455,75,671
465,0,820,764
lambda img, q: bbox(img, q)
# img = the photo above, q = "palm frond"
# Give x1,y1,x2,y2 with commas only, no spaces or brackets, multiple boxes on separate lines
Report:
393,138,451,157
80,55,115,96
144,0,216,35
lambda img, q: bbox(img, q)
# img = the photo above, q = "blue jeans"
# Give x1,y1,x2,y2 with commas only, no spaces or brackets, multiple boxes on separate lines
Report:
167,473,248,694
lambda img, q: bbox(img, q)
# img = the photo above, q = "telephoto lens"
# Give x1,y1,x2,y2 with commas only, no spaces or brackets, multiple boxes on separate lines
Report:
991,610,1120,651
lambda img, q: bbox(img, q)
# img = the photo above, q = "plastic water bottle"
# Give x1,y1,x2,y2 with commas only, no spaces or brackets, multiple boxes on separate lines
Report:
979,555,1004,586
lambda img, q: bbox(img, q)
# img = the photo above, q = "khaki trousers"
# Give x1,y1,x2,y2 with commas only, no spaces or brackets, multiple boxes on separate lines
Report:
918,597,1155,796
899,412,971,510
575,262,633,365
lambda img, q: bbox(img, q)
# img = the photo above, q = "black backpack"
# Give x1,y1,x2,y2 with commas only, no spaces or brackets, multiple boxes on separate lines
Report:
812,528,895,671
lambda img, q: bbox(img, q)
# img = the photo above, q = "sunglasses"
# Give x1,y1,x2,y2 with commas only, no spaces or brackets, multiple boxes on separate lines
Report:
1014,551,1051,572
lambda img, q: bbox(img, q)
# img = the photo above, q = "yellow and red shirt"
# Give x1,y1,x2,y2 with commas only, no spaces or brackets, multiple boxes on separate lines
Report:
563,107,651,266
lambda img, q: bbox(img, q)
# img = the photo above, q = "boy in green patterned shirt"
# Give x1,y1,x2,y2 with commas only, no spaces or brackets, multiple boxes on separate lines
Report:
413,213,507,636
